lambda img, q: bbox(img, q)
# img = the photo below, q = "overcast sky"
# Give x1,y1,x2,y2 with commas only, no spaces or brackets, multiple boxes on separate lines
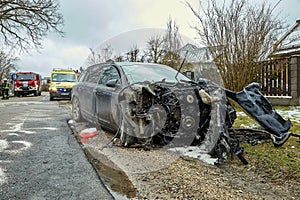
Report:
16,0,300,77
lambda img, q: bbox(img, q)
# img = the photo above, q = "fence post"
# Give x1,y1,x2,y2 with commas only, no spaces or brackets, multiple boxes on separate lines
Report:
298,57,300,98
290,56,300,105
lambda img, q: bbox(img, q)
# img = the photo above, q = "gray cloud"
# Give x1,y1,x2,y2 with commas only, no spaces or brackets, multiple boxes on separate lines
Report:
15,0,300,77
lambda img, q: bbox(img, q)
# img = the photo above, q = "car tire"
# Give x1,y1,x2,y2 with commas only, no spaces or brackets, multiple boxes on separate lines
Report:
120,131,137,147
72,97,83,122
50,94,54,101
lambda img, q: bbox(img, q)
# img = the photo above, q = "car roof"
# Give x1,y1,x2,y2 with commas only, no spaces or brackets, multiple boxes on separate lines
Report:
86,62,170,70
113,62,165,67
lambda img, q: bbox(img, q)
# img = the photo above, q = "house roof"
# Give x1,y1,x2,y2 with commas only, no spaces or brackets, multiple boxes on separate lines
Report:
269,20,300,58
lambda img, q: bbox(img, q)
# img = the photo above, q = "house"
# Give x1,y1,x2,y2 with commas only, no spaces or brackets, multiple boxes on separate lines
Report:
269,19,300,58
266,19,300,105
179,43,222,85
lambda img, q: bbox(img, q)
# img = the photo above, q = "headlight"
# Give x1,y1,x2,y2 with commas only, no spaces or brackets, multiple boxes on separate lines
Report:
51,86,57,91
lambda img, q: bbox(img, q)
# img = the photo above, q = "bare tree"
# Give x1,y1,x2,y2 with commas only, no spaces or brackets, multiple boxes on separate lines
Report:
101,44,113,62
126,45,140,62
87,45,114,65
164,17,182,53
0,48,18,80
186,0,286,91
162,17,183,68
145,34,165,63
162,51,181,69
0,0,64,51
114,54,124,62
88,48,97,65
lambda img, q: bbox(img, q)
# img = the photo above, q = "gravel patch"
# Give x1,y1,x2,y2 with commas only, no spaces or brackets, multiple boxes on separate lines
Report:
70,121,300,199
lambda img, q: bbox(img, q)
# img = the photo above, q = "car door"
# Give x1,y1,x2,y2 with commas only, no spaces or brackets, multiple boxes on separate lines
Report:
79,65,102,121
74,70,87,113
95,65,121,127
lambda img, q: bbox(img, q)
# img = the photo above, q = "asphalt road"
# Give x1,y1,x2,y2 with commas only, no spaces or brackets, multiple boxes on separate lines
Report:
0,93,113,200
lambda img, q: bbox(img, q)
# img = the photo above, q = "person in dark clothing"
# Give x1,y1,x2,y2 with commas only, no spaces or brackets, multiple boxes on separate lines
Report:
2,78,10,99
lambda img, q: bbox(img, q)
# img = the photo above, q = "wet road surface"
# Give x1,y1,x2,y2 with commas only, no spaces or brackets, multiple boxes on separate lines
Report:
0,93,113,199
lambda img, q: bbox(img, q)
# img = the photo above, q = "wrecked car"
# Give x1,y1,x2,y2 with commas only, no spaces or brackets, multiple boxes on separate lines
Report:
71,62,293,164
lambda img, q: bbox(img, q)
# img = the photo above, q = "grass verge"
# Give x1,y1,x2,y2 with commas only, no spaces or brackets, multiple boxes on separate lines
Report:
232,106,300,183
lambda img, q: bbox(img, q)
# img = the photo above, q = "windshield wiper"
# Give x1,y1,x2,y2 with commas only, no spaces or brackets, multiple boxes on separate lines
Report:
175,50,189,82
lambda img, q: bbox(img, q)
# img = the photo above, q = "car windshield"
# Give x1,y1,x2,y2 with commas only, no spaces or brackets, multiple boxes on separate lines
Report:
121,63,190,84
17,74,34,81
52,73,76,82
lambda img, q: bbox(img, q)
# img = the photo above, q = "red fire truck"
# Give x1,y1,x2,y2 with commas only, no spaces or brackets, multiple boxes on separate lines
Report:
14,72,42,97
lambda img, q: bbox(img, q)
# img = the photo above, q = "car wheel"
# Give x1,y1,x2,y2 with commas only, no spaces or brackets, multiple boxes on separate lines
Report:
120,133,136,147
72,97,83,122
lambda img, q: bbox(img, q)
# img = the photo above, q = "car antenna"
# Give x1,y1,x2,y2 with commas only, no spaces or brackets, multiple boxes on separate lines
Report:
175,50,189,82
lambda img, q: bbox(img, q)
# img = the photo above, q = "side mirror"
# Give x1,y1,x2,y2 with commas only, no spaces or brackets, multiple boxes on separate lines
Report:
106,79,118,88
47,79,51,84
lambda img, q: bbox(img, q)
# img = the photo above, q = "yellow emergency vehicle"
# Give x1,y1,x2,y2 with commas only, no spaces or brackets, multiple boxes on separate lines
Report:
49,68,77,100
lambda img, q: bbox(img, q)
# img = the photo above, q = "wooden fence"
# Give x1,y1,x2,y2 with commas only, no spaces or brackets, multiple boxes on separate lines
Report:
258,58,291,96
186,56,300,105
258,56,300,105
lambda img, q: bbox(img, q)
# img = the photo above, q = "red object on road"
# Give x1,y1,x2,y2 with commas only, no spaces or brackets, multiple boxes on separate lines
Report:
79,128,98,139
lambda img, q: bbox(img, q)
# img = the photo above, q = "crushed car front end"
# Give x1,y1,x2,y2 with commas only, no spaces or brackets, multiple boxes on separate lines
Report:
114,78,293,164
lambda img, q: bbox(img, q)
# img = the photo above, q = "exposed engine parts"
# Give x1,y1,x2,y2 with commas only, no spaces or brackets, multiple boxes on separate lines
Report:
113,79,294,165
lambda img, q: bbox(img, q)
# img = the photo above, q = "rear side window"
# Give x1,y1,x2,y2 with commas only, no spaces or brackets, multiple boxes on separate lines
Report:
83,65,102,84
78,70,87,82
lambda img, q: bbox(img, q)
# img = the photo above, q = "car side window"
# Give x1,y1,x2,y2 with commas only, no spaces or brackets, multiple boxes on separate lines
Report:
83,65,102,84
78,70,87,82
98,66,120,86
